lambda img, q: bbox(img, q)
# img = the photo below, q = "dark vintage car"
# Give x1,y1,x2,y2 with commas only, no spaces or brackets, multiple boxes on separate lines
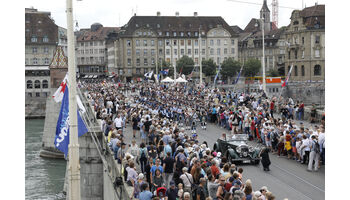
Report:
213,134,261,164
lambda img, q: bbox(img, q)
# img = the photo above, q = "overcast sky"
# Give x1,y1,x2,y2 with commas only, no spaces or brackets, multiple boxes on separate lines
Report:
25,0,325,30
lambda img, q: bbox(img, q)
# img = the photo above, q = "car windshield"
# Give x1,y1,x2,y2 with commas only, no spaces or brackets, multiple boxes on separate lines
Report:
230,134,248,141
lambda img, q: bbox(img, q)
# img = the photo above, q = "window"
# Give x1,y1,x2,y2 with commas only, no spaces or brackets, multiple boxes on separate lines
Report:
33,58,38,65
202,49,205,55
174,49,178,55
32,47,37,53
294,66,298,76
217,57,220,64
127,49,131,56
217,48,221,55
302,50,305,59
315,49,320,58
166,32,169,36
288,51,291,59
44,58,49,65
90,49,93,54
166,49,170,55
151,49,155,55
128,69,132,74
31,36,37,42
315,35,320,44
202,40,206,46
85,42,89,47
302,37,304,45
194,49,198,55
158,40,162,46
158,32,162,36
187,40,191,46
301,65,305,76
194,40,198,46
195,58,198,64
217,39,221,46
27,80,33,89
210,48,214,55
44,47,49,54
231,48,235,54
210,40,214,46
159,49,163,54
224,39,227,45
90,42,93,46
188,49,191,55
27,93,32,97
194,32,198,36
136,49,140,56
144,49,147,56
94,49,98,54
136,40,140,46
173,40,177,46
34,80,41,88
127,58,131,66
166,40,170,46
36,92,40,97
85,50,89,54
143,40,147,46
187,32,191,36
136,58,140,66
180,32,184,37
231,39,235,45
42,80,48,88
43,36,49,42
224,48,227,54
144,58,148,65
151,58,155,65
136,68,141,74
127,40,131,46
181,49,184,55
294,49,298,59
314,65,321,76
80,43,84,47
157,24,160,28
151,40,155,46
180,40,184,46
173,32,177,37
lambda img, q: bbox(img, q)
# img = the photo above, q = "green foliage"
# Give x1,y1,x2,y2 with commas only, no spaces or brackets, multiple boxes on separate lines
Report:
176,55,194,75
220,58,241,79
244,58,261,77
202,59,217,76
267,69,279,77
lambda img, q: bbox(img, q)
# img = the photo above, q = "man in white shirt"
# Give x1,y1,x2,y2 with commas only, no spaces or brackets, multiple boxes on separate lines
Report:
301,135,310,164
114,114,123,130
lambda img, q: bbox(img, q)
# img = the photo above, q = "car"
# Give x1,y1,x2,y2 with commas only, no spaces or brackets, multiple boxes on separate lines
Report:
213,134,261,165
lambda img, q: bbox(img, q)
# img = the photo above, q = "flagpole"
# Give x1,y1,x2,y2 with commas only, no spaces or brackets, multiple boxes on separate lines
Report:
278,63,293,102
233,61,244,92
66,0,81,199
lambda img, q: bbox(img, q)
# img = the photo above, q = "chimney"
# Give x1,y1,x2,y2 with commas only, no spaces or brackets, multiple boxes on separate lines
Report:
157,11,161,16
194,12,198,17
175,11,179,17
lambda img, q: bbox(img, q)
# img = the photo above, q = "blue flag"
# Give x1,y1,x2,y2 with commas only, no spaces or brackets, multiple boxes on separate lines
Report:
214,65,221,85
54,89,88,157
235,66,243,84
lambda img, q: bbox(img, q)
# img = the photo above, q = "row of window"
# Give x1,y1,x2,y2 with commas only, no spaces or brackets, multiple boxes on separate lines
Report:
25,70,50,76
128,48,235,57
287,49,320,60
26,92,49,98
30,36,49,43
26,80,49,89
79,41,104,47
288,65,322,77
287,35,320,45
30,46,50,54
26,58,51,65
127,39,235,47
77,57,105,65
77,49,105,55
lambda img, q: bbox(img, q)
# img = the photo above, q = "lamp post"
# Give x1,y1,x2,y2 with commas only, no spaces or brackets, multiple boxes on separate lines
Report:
255,18,266,95
170,44,176,82
66,0,81,199
199,28,202,86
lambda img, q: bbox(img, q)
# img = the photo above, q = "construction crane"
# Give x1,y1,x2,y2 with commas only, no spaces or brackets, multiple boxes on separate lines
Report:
227,0,298,28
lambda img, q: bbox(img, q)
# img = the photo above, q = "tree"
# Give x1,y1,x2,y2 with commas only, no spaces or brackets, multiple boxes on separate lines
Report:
244,58,261,77
220,58,241,80
202,59,217,76
267,69,279,77
176,55,194,75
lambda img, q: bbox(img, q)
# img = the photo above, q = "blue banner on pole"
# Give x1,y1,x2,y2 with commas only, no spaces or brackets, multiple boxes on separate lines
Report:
54,89,88,157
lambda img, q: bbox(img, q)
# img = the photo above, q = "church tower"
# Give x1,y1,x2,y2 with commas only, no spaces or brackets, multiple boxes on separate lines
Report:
260,0,271,32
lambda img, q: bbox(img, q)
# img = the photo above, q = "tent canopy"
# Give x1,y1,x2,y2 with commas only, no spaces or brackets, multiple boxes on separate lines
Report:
161,77,174,82
175,77,188,83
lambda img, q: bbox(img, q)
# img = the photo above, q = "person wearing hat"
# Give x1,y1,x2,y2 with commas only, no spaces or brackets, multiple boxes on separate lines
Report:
133,173,146,198
166,180,178,200
260,186,269,200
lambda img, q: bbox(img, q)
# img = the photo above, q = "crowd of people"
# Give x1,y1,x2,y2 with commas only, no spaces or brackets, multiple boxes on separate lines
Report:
81,80,325,200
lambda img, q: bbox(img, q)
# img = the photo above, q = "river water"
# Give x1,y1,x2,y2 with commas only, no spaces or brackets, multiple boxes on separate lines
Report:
25,119,66,200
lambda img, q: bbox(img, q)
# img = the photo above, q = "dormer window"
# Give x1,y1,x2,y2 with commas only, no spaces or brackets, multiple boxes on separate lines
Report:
166,32,169,36
31,36,37,42
194,32,198,36
180,32,184,37
173,32,177,37
43,36,49,43
157,24,160,28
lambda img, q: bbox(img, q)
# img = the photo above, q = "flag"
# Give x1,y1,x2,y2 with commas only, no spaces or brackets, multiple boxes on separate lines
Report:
144,71,153,79
160,69,169,75
235,65,243,84
54,89,88,158
214,65,221,85
52,74,68,102
282,65,293,87
154,74,159,83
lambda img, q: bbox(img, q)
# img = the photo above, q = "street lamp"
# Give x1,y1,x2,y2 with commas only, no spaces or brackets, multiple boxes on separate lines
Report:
198,28,203,86
255,18,266,95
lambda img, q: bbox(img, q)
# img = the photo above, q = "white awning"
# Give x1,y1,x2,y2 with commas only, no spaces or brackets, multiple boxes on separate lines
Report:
25,66,50,70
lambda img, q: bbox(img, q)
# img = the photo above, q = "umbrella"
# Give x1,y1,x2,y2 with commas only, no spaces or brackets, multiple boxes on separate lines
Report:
175,77,188,83
161,77,174,83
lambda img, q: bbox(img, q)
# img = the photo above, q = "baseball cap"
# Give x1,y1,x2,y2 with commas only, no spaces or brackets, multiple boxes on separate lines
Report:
170,180,175,186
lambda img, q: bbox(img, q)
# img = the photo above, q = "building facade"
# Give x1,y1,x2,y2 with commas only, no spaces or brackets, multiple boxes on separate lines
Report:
113,12,239,82
238,1,286,76
283,4,325,82
75,23,119,77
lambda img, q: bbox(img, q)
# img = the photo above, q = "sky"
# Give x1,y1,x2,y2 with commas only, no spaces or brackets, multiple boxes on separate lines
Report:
25,0,326,30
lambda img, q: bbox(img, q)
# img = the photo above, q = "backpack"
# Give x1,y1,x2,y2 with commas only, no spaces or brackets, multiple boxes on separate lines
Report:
140,148,146,159
314,141,320,154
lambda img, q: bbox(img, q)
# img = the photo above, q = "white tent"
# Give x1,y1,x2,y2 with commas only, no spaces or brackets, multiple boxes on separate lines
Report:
161,77,174,82
175,77,188,83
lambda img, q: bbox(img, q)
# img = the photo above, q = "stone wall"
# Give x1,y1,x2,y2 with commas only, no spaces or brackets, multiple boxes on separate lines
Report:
25,97,47,118
282,82,325,107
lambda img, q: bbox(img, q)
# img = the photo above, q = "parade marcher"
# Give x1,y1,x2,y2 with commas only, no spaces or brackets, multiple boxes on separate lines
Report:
259,148,271,171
